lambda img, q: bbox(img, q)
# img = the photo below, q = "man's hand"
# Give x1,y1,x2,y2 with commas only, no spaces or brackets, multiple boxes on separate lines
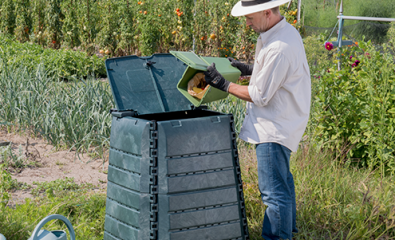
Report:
227,57,254,76
203,63,231,92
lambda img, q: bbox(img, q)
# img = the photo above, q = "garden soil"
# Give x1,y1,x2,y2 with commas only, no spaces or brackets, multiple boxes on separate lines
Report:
0,129,109,206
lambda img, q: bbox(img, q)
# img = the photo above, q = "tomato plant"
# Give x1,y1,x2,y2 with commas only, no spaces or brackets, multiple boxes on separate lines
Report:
116,0,138,56
30,0,46,46
0,0,16,35
62,0,81,49
44,0,63,49
14,0,32,43
96,0,120,57
1,0,301,59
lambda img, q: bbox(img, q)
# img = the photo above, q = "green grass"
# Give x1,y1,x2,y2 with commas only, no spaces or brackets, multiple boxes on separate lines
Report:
0,191,106,240
240,141,395,239
1,141,394,239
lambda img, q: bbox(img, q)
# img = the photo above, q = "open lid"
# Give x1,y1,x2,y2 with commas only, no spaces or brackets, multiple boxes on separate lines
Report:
105,54,192,115
170,51,209,71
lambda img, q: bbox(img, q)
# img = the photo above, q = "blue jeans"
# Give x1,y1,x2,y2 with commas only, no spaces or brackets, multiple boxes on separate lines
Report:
256,143,297,240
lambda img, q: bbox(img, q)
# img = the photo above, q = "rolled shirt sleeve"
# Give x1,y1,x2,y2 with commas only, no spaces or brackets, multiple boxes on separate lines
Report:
248,51,290,107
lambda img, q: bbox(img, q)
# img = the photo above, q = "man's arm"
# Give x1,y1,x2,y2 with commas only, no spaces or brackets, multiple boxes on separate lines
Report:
203,63,253,102
227,83,253,102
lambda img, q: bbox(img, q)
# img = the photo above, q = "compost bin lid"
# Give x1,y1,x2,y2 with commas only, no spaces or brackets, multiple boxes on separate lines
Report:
170,51,209,71
105,54,192,115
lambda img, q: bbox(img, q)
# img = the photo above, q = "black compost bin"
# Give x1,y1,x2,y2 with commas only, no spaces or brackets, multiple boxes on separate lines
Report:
104,54,249,240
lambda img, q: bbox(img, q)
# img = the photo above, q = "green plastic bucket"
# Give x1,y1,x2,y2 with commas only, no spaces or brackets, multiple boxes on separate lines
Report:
170,51,241,106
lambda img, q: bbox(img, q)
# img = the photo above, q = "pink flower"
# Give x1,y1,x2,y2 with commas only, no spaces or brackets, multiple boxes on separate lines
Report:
349,55,353,60
325,42,333,51
351,60,360,68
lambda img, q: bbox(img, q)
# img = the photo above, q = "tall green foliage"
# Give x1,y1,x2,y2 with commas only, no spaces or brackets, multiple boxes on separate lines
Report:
14,0,32,42
116,0,138,56
312,40,395,174
0,0,267,57
96,0,120,55
0,0,16,35
45,0,63,49
77,0,100,55
31,0,46,46
62,0,81,48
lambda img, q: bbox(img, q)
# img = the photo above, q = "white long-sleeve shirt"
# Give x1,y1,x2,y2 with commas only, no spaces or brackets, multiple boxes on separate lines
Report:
238,17,311,152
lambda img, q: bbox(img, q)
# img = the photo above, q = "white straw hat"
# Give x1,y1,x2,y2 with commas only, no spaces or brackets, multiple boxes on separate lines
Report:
231,0,291,17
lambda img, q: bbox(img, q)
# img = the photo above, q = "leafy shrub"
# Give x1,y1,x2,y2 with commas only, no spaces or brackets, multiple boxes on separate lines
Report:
0,35,106,80
312,40,395,174
303,33,336,74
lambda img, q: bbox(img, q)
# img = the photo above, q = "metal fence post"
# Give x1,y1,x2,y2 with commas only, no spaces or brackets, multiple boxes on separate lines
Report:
297,0,301,22
193,0,196,52
337,0,344,70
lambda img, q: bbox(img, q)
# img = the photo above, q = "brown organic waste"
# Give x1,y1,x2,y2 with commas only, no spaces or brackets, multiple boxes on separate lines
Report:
187,72,209,99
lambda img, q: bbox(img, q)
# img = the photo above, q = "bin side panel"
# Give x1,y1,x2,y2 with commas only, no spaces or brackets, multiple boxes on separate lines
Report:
167,152,233,175
170,222,242,240
167,170,235,193
168,187,238,212
158,116,232,157
110,116,147,155
103,231,121,240
109,148,141,174
106,199,140,228
169,205,240,230
138,193,153,240
104,215,139,240
107,182,140,210
108,165,140,192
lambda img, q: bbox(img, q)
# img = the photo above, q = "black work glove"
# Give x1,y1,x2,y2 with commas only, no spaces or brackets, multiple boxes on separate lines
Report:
227,57,254,76
203,63,231,92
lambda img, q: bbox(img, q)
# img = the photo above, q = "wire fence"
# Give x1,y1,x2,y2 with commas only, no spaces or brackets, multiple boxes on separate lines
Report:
304,21,392,44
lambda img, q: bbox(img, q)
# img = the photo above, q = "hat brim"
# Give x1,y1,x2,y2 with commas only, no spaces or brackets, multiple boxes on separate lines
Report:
231,0,291,17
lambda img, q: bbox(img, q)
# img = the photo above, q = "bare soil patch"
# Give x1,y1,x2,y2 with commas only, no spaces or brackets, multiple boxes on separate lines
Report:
0,129,109,205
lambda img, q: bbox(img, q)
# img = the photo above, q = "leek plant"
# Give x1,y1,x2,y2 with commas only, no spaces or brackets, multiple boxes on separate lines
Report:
0,61,113,161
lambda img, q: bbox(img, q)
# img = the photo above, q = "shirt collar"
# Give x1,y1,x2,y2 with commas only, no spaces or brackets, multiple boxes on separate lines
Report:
259,17,286,43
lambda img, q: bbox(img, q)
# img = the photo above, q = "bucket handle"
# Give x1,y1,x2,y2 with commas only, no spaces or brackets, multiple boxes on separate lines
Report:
31,214,76,240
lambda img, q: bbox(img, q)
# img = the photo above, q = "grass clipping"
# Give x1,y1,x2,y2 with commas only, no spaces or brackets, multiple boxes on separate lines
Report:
188,72,209,99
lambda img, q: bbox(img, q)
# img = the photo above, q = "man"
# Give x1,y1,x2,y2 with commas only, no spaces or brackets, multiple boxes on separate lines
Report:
203,0,311,239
